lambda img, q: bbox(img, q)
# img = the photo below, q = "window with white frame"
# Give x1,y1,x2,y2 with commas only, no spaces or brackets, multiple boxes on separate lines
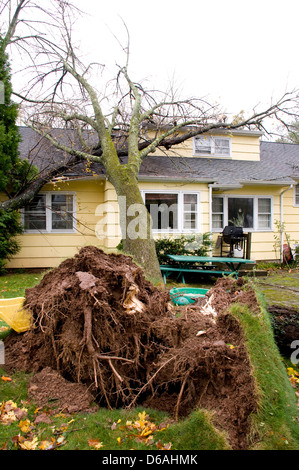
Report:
23,193,76,232
212,195,272,231
142,191,200,232
294,184,299,206
193,136,231,157
212,197,224,229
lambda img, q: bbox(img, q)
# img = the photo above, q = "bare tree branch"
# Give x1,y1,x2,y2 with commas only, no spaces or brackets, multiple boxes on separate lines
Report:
1,0,27,50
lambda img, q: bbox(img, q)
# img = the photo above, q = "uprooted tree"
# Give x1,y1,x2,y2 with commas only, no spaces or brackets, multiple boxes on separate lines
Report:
5,245,299,449
1,0,299,282
4,245,261,449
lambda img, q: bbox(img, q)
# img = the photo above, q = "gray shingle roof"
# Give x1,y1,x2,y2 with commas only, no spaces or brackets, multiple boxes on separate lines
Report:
138,141,299,186
18,127,299,186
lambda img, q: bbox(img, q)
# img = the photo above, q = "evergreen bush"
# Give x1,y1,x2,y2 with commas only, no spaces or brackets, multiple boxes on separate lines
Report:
155,233,211,265
0,40,30,273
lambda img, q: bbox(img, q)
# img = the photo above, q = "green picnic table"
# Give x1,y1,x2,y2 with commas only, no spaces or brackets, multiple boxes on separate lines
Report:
160,255,255,284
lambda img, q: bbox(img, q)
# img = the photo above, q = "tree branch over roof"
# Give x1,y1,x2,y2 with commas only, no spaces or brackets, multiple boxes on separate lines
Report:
2,0,299,281
5,1,295,170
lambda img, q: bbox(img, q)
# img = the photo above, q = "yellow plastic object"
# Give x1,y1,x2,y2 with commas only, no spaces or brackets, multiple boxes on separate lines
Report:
0,297,32,333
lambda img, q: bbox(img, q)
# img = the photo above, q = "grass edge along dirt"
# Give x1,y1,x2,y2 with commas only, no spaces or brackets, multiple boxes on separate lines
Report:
0,368,231,450
229,287,299,450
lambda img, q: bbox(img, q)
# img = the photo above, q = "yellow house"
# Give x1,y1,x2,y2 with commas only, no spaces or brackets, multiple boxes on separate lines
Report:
4,127,299,268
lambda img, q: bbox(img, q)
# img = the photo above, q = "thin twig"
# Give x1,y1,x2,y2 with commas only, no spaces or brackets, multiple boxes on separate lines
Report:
108,359,123,383
127,355,177,409
96,354,134,363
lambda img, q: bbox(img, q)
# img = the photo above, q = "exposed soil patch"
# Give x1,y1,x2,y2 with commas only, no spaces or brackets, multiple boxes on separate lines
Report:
28,367,96,414
267,305,299,357
4,246,260,449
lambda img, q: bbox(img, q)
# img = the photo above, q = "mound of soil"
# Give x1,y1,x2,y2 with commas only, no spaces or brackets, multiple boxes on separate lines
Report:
28,367,96,414
4,247,260,449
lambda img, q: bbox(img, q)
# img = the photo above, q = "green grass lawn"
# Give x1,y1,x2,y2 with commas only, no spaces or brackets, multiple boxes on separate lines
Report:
0,371,230,451
0,269,298,451
0,270,46,299
254,267,299,310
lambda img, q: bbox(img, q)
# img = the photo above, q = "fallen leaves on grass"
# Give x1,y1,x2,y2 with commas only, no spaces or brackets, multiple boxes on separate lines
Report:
0,400,28,425
286,366,299,410
287,367,299,388
88,438,104,449
1,398,172,451
18,419,32,433
0,398,72,450
39,436,66,450
1,376,12,382
16,435,39,450
107,411,172,450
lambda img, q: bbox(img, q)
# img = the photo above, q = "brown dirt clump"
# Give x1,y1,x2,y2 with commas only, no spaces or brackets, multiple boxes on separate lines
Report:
4,246,260,449
28,367,96,414
5,246,172,407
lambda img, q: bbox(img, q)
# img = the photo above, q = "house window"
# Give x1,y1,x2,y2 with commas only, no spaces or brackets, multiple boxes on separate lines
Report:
228,197,254,228
193,136,231,157
212,197,224,229
183,194,198,230
23,194,47,231
51,194,74,230
258,198,272,229
294,185,299,206
145,193,178,230
212,195,272,231
143,191,200,232
23,193,76,232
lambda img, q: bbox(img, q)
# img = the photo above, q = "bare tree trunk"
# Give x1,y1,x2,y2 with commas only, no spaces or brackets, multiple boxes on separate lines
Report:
108,165,163,285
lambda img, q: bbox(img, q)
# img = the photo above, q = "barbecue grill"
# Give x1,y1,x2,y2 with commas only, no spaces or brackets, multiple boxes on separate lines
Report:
222,225,245,257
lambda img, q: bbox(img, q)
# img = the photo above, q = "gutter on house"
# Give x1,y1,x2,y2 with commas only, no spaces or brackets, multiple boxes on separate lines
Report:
240,179,296,186
137,176,217,184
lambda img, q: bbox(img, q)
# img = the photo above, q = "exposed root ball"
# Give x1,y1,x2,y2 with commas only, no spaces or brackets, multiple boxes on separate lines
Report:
20,247,171,408
4,247,259,449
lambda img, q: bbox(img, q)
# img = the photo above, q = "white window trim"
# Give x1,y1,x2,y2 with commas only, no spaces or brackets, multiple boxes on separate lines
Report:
212,194,273,232
141,190,201,234
294,184,299,207
22,192,77,234
193,136,232,158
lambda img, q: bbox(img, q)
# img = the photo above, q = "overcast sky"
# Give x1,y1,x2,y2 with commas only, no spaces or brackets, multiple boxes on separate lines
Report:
67,0,299,120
